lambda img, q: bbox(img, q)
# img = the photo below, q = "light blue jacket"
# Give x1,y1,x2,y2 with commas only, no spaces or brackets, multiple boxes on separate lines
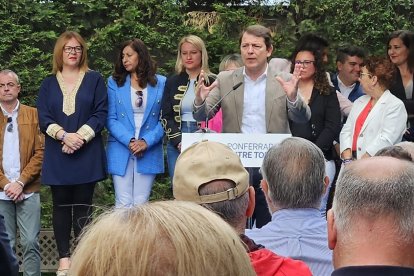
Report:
106,74,166,176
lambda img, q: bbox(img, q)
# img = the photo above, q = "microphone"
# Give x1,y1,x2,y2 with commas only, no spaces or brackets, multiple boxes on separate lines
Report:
203,81,243,132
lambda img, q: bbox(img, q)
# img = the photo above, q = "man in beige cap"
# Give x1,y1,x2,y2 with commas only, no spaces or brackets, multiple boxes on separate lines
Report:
173,140,312,276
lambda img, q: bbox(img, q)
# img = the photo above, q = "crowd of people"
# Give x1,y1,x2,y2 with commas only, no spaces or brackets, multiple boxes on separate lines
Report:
0,24,413,276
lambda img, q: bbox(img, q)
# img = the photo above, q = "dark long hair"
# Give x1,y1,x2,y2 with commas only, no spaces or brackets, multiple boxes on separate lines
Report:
291,46,332,96
387,30,414,73
112,38,157,88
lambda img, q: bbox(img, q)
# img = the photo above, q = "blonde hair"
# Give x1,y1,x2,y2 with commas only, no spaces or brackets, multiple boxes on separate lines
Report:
52,31,88,74
218,53,243,72
69,201,255,276
175,35,211,75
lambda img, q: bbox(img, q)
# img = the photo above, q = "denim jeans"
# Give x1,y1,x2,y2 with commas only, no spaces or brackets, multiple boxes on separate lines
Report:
0,193,41,276
166,121,199,186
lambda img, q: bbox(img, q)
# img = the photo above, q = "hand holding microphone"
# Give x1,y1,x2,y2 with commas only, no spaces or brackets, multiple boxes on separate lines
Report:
195,70,218,105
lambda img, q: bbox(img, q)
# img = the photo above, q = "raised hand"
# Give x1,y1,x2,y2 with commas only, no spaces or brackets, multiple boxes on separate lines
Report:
194,70,218,105
276,62,303,102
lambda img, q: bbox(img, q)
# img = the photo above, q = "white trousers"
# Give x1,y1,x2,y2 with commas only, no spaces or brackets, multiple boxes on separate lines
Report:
113,157,156,208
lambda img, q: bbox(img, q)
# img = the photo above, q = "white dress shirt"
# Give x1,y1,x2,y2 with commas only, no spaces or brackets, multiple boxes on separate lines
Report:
241,66,267,134
0,101,29,200
337,76,356,99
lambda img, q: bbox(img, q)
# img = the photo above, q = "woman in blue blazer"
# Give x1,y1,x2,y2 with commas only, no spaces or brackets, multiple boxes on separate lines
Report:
107,39,165,207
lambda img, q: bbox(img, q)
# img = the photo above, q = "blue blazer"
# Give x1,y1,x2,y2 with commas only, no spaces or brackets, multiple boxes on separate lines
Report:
106,74,166,175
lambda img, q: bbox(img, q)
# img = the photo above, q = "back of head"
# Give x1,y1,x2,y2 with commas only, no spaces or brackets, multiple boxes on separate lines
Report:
334,157,414,243
396,141,414,160
294,33,329,54
261,137,326,209
69,201,255,276
336,45,366,63
173,141,250,229
375,145,413,161
364,56,395,90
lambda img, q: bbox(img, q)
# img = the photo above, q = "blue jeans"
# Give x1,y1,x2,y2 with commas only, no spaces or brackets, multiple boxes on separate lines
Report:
0,193,41,276
166,121,199,186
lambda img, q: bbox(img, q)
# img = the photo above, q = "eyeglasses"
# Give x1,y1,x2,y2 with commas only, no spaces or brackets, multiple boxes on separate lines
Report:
63,46,83,53
0,82,18,89
135,90,143,107
359,72,372,79
295,60,315,68
6,117,13,133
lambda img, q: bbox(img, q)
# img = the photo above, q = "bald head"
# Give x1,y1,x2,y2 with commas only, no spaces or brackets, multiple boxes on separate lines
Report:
334,156,414,242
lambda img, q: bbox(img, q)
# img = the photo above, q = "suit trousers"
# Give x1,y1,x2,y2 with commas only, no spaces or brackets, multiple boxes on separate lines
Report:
247,167,271,228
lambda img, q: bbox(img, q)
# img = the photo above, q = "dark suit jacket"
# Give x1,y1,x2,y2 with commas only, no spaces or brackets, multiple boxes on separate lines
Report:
0,214,18,276
390,69,414,121
290,87,341,160
193,66,310,133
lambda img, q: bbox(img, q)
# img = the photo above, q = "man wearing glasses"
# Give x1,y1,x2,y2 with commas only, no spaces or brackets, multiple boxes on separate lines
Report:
193,25,311,227
0,69,44,276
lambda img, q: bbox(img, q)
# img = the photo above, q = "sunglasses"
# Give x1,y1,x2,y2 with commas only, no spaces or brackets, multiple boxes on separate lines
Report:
6,117,13,132
135,90,143,108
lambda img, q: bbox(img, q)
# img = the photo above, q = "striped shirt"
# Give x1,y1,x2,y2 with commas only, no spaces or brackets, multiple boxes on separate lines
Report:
246,208,333,276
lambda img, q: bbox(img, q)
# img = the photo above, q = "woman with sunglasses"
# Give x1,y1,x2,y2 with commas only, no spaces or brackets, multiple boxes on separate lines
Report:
37,31,107,275
106,39,166,208
340,56,407,161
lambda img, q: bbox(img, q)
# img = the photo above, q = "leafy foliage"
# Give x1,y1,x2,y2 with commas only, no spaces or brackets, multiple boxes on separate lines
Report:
1,0,414,227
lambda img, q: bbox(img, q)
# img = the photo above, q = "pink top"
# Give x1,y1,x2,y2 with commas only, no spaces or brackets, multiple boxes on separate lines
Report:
200,108,223,133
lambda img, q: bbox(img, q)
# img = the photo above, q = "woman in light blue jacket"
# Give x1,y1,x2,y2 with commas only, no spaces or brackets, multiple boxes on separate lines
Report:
106,39,165,207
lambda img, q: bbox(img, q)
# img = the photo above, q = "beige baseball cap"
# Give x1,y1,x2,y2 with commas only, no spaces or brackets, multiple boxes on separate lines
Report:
173,140,250,204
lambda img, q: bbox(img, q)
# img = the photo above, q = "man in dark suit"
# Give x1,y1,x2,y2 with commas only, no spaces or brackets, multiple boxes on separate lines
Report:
193,25,311,227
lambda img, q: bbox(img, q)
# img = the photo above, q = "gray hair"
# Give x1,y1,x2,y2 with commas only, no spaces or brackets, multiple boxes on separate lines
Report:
375,145,412,161
396,141,414,160
199,180,249,229
0,69,20,84
261,137,326,209
333,157,414,242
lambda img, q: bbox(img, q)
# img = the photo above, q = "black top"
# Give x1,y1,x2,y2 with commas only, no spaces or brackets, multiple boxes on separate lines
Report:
390,68,414,123
290,87,341,160
332,265,414,276
160,71,215,147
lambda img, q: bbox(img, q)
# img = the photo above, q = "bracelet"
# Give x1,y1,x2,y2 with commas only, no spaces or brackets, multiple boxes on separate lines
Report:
342,158,353,164
16,180,24,188
61,131,67,141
